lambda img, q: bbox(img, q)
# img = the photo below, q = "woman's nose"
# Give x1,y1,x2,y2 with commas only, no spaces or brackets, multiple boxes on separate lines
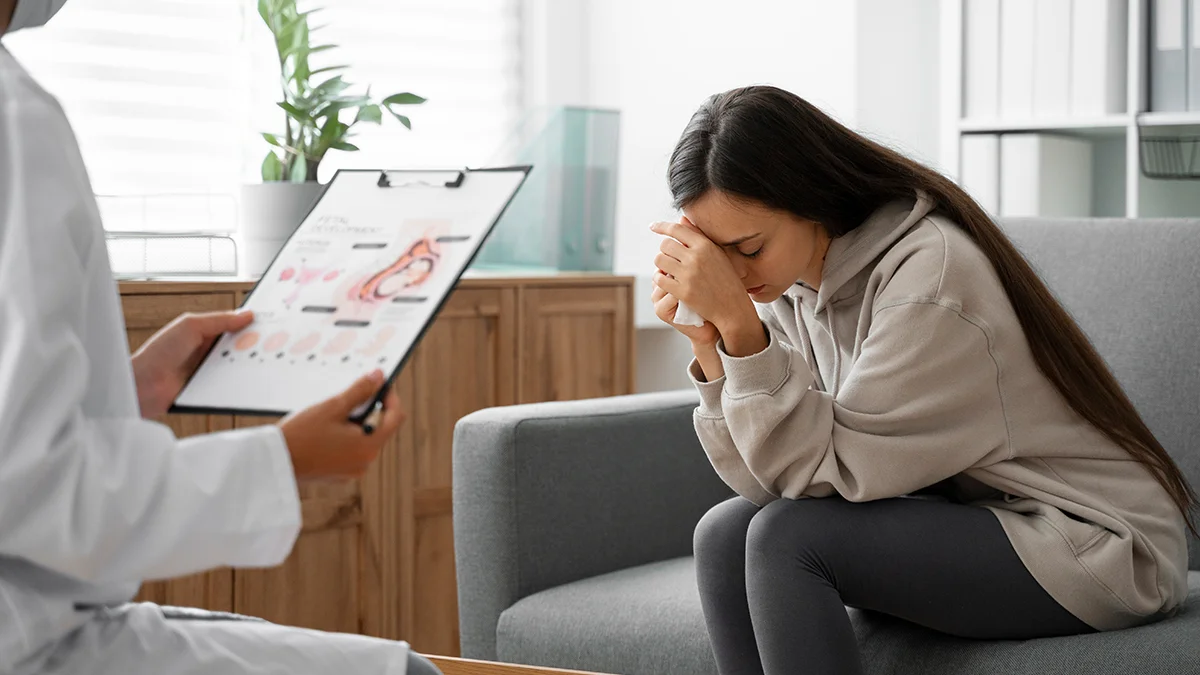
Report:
729,256,749,279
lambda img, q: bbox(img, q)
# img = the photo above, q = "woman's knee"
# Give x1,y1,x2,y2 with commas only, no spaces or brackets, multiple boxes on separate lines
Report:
746,498,845,574
693,497,759,564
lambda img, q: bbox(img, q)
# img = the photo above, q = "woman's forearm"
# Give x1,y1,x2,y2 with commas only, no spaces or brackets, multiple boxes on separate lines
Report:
693,341,724,382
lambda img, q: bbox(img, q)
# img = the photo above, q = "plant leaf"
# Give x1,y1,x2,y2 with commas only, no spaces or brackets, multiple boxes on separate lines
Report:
257,0,271,26
312,75,351,98
354,104,383,124
311,64,349,77
387,109,413,130
313,96,370,121
262,151,284,182
289,155,307,182
331,141,360,152
319,118,348,145
262,132,283,148
383,92,426,106
278,101,312,122
310,44,338,55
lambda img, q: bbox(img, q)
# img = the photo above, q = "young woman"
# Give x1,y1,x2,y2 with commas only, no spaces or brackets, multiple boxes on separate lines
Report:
649,85,1193,675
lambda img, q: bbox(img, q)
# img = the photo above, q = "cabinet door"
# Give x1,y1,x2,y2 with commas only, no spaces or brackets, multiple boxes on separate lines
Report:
405,287,516,656
518,284,633,404
231,419,365,633
124,293,237,611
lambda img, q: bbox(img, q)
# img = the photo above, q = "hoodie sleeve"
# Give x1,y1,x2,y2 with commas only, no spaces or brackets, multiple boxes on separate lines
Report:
688,360,776,505
687,304,796,506
0,82,302,585
695,299,1010,503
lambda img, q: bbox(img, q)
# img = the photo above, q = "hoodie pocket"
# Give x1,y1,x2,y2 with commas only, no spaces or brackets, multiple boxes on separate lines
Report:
1039,508,1107,556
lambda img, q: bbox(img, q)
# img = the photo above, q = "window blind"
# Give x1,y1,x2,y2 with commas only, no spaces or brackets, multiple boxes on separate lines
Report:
305,0,524,179
3,0,524,234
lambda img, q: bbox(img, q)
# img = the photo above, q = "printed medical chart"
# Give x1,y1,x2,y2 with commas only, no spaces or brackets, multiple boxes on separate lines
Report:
173,168,529,418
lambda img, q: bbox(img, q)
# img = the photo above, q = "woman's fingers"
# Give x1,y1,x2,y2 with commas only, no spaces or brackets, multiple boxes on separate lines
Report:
654,252,682,278
652,270,678,294
659,236,688,261
653,292,679,322
649,220,705,247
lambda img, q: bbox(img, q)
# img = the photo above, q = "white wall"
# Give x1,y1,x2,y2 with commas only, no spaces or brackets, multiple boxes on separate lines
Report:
582,0,859,280
854,0,944,170
527,0,945,392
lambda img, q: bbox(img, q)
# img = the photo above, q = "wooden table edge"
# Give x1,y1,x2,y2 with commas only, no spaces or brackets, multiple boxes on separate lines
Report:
426,655,614,675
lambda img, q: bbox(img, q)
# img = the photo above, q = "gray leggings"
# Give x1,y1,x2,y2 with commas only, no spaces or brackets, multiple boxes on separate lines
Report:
694,496,1093,675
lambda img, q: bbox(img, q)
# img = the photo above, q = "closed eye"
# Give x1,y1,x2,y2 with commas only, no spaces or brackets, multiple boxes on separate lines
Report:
741,247,763,259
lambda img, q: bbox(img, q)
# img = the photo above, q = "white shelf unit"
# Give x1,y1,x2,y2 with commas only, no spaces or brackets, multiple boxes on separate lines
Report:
942,0,1200,219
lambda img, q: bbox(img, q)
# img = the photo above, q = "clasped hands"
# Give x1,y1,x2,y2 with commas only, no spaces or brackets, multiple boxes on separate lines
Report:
649,218,766,358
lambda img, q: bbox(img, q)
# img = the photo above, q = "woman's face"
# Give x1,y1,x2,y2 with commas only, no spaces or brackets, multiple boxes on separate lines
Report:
681,189,831,303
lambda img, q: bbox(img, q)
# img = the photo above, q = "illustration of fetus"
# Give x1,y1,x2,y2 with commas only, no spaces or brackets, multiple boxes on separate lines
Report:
329,235,441,325
356,237,440,301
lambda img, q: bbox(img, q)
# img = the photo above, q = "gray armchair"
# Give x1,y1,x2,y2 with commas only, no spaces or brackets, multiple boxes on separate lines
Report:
453,391,730,674
454,218,1200,675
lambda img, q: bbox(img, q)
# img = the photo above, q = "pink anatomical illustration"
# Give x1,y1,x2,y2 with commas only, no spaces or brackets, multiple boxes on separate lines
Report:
234,331,260,351
322,329,357,355
280,259,344,308
358,325,398,357
289,331,321,356
356,237,440,301
264,331,290,352
330,234,442,324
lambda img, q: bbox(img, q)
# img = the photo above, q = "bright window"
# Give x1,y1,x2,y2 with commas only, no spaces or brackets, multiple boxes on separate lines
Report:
3,0,523,234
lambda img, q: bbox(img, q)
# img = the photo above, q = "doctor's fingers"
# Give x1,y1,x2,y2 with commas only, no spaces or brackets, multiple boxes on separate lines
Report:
180,309,255,338
372,389,407,439
328,370,387,415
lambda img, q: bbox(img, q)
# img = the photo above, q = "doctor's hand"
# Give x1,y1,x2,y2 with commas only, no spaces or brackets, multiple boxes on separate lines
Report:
132,310,256,419
279,370,406,484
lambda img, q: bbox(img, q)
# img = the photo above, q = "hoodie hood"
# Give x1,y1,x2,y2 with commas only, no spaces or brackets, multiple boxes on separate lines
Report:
787,190,935,313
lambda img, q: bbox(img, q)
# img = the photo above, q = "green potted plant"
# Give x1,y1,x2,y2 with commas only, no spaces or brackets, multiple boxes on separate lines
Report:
241,0,425,277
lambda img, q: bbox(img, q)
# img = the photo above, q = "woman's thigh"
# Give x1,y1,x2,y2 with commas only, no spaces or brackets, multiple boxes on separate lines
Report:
745,496,1093,640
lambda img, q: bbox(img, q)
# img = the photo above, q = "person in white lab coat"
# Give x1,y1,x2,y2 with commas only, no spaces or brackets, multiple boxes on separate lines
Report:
0,1,443,673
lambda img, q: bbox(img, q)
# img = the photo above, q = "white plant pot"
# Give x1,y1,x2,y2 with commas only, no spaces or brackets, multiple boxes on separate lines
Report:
239,182,324,278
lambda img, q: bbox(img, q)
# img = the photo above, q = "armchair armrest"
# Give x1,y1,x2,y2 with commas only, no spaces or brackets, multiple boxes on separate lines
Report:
452,390,731,661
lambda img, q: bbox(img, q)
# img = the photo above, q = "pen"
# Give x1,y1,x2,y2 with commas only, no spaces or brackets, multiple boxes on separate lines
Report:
362,400,384,435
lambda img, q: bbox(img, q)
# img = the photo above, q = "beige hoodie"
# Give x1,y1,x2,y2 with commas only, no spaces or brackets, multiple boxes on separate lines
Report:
688,192,1189,631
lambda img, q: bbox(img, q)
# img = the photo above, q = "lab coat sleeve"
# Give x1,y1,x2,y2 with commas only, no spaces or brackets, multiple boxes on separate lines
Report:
0,92,302,585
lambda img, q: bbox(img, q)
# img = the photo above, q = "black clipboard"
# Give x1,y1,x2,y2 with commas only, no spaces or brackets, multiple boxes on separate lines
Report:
169,166,531,424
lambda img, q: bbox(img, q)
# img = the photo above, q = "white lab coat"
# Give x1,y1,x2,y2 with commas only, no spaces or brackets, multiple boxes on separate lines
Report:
0,47,412,675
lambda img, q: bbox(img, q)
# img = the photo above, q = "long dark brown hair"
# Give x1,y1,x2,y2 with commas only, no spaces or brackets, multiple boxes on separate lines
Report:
668,85,1196,532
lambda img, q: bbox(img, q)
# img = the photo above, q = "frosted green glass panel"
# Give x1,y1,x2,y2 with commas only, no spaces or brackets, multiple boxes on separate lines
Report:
472,107,620,272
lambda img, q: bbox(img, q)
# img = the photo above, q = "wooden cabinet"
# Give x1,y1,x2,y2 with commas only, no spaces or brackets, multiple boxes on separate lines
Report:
120,274,634,656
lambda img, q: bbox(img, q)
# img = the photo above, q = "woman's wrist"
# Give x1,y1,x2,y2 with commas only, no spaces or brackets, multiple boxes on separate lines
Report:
715,306,768,357
691,339,724,382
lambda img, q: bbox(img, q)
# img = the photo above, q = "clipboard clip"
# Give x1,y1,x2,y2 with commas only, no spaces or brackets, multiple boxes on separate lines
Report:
377,170,466,189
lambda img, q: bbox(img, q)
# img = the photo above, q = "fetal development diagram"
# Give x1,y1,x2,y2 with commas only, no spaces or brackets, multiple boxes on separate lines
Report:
216,215,463,371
